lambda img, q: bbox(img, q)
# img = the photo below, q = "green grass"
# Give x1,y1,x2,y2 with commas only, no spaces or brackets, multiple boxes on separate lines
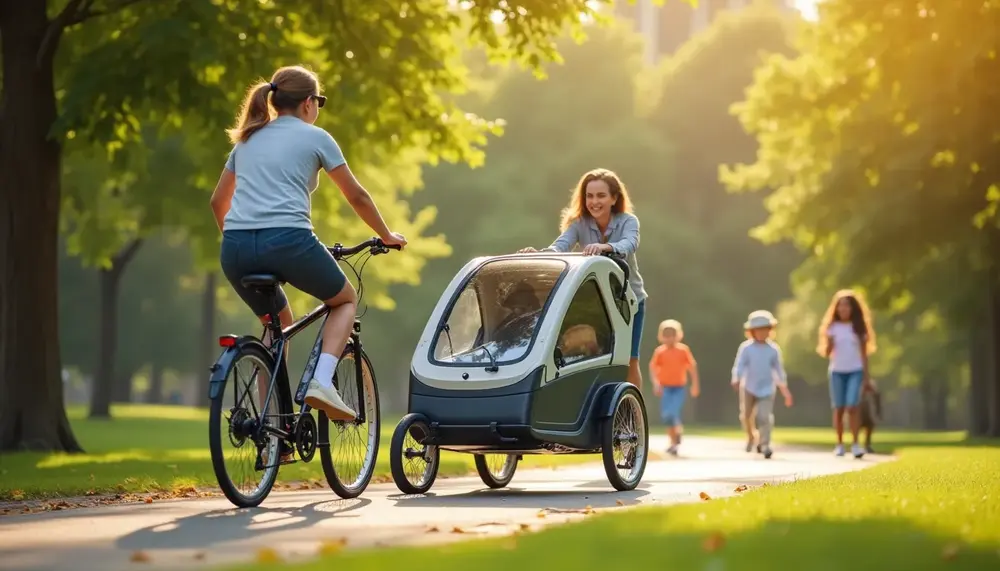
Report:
0,404,597,501
686,425,972,452
235,439,1000,571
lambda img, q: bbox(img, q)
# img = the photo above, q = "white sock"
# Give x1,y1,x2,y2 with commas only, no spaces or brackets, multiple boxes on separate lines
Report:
313,353,339,389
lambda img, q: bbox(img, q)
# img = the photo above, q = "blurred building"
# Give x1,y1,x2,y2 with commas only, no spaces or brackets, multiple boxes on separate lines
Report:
614,0,798,65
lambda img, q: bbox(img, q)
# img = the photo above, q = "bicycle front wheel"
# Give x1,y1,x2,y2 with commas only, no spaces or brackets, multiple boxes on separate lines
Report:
209,343,282,508
318,344,380,499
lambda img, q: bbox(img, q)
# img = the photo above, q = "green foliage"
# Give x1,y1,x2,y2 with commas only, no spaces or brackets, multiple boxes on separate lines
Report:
722,0,1000,320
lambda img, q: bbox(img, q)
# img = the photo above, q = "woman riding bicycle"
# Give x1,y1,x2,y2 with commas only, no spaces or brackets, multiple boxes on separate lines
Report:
209,65,406,422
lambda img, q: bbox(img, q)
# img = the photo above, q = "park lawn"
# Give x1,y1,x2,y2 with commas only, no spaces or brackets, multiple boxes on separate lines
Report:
236,441,1000,571
0,404,597,501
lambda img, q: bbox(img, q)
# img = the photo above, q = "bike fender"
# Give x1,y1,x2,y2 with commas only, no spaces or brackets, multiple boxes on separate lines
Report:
596,382,644,419
207,336,268,400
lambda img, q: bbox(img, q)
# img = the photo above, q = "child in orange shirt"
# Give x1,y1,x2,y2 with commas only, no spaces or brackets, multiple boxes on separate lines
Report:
649,319,700,455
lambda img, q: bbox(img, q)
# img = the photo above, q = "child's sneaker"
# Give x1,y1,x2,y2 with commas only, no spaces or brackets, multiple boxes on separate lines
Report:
667,445,679,456
834,443,845,457
745,438,755,453
852,443,865,459
756,444,763,454
762,445,773,459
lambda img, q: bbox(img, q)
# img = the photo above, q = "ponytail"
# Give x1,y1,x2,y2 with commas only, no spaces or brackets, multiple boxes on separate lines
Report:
227,82,273,144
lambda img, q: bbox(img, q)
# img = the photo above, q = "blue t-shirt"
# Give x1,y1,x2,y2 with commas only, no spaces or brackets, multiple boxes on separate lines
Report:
223,115,346,230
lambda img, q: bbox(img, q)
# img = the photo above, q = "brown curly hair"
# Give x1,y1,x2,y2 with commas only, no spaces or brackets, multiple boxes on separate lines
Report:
816,289,877,356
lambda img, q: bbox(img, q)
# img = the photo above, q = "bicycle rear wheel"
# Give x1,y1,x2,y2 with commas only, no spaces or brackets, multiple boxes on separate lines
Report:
318,344,380,498
209,343,282,508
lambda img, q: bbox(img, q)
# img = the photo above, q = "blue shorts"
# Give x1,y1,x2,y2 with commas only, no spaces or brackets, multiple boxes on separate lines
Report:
630,299,646,359
220,228,347,318
659,386,686,427
829,370,864,409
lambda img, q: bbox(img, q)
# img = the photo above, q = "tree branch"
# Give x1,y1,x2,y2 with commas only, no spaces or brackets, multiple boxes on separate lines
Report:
36,0,148,67
111,237,144,272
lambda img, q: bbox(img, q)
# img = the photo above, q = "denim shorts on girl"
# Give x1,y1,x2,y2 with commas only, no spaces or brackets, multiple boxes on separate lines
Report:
659,386,686,427
829,369,864,409
220,228,347,317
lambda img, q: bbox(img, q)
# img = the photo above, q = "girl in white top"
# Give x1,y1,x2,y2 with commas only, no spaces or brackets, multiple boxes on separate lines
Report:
816,289,877,459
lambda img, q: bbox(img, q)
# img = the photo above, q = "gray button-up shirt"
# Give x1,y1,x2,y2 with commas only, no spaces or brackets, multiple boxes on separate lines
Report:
541,212,647,302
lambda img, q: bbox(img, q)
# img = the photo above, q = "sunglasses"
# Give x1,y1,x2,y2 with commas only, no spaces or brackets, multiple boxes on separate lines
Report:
311,95,326,108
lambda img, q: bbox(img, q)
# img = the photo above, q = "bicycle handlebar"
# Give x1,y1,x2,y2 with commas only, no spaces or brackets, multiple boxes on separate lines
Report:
329,237,402,259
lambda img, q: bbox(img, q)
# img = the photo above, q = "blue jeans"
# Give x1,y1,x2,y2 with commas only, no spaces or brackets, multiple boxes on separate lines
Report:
829,370,864,409
659,386,686,427
630,299,646,359
220,228,347,318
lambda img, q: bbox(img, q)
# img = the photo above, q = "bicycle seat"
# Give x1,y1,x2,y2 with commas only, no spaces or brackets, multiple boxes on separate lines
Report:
240,274,283,289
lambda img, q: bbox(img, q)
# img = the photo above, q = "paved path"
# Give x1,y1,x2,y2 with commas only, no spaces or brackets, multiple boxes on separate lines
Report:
0,436,888,571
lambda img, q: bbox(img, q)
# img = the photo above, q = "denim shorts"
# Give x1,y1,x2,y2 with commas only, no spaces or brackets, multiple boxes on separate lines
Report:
630,299,646,359
659,385,686,427
829,370,864,409
220,228,347,318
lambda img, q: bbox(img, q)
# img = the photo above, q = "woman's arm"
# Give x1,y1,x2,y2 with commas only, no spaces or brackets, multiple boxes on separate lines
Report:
608,214,640,255
326,164,395,240
541,222,579,253
209,168,236,232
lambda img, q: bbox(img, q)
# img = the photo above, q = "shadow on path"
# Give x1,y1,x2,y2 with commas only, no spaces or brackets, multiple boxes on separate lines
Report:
115,497,371,551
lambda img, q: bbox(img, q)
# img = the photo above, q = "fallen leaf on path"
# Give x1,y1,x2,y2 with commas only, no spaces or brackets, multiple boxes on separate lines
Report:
130,551,151,563
584,505,594,514
942,543,960,560
318,538,347,556
699,492,712,501
451,527,467,534
426,526,439,533
702,532,726,552
255,547,282,563
536,511,546,518
193,552,205,561
519,523,531,531
615,499,624,506
734,485,748,493
143,497,153,504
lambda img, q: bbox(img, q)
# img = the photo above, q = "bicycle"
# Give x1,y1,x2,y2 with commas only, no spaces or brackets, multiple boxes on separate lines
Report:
207,237,400,508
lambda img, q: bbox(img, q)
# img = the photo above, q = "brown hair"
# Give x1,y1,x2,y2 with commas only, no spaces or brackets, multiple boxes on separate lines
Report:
559,168,634,232
816,289,877,356
227,65,321,144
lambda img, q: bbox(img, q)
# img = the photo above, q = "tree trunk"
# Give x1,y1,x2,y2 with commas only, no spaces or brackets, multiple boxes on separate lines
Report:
986,254,1000,437
113,367,137,403
0,3,82,452
198,272,217,407
89,239,143,418
919,373,948,430
147,362,165,404
969,321,992,435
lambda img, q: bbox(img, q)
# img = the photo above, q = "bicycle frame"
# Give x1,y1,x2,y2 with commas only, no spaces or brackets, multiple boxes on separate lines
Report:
252,306,369,445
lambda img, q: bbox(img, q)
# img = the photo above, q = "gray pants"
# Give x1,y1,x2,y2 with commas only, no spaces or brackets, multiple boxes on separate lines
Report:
739,390,776,446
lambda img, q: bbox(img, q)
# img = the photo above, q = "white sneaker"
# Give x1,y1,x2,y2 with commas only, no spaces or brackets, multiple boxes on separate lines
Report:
305,380,357,421
834,443,845,457
851,443,865,459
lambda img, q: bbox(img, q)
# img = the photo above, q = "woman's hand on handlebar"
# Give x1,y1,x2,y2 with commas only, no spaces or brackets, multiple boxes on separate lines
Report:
517,247,538,253
582,243,613,256
381,231,407,248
